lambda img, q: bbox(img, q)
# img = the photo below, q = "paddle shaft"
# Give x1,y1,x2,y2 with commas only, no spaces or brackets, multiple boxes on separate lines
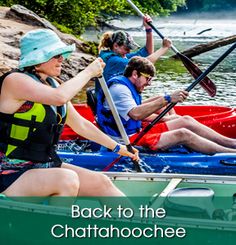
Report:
126,0,217,97
133,42,236,145
126,0,178,53
98,76,142,172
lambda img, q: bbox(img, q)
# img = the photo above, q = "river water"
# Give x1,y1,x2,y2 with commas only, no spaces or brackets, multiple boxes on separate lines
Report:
82,14,236,107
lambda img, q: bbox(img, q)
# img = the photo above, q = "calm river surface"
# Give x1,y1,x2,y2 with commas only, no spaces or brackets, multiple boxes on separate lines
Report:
82,14,236,107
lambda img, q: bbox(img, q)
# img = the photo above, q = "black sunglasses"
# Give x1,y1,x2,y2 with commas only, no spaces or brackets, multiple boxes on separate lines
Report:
52,54,63,59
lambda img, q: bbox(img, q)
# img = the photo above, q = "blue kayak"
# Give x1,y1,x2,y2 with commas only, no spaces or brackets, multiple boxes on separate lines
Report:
57,141,236,175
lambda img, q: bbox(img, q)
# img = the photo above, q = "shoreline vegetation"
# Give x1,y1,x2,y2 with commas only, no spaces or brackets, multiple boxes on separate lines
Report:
0,3,235,104
0,5,95,79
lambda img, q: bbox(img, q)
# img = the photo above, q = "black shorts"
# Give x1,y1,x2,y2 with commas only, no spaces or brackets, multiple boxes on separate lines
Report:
0,170,28,193
0,162,61,193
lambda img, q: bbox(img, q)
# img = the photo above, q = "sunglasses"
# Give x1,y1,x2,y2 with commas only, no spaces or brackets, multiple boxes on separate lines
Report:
52,54,63,59
140,72,152,83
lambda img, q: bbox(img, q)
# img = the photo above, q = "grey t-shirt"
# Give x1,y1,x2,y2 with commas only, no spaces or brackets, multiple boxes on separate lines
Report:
103,83,137,121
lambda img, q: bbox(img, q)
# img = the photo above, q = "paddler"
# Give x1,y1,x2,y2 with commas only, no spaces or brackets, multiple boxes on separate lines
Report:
97,56,236,154
0,29,138,197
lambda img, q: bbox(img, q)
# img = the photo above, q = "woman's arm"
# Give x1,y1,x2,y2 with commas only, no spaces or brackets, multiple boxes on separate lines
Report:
143,15,154,55
1,58,104,112
147,38,172,64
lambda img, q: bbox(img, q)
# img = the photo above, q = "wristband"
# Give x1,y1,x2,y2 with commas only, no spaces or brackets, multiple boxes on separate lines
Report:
112,144,121,153
145,28,152,33
164,94,172,103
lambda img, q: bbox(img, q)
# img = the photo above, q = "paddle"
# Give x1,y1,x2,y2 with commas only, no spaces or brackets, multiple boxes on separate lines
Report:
126,0,217,97
133,42,236,145
104,42,236,171
98,76,142,172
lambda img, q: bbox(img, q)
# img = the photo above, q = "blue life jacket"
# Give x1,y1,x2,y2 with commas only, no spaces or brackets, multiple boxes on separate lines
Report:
97,75,142,137
98,50,127,92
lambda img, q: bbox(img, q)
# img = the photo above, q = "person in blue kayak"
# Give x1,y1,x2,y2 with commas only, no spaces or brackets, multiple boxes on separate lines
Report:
98,15,172,83
0,29,138,197
97,56,236,154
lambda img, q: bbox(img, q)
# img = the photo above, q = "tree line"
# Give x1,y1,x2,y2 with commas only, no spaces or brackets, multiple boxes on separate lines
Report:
0,0,185,35
0,0,234,36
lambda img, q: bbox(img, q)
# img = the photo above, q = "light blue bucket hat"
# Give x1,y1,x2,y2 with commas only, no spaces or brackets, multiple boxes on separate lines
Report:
19,29,76,69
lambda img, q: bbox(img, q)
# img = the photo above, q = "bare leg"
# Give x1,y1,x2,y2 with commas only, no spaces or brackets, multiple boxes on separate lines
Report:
2,165,130,207
3,168,80,197
156,128,236,154
2,168,80,206
62,163,125,197
62,163,135,209
166,116,236,148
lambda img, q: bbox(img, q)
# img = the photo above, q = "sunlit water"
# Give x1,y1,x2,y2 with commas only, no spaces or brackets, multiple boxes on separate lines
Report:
81,15,236,107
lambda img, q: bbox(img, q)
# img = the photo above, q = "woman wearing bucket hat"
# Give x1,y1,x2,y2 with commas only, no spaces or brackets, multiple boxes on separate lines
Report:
98,15,172,82
0,29,138,198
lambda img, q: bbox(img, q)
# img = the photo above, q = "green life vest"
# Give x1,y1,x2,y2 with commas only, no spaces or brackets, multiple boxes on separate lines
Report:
0,70,67,165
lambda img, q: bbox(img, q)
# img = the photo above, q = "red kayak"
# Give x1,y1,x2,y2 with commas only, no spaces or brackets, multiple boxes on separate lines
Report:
61,104,236,140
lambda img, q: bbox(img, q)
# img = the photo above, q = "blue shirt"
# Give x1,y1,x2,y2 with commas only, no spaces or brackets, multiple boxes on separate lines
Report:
99,47,149,82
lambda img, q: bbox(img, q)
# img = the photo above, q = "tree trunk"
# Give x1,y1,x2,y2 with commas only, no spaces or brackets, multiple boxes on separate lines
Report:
172,35,236,59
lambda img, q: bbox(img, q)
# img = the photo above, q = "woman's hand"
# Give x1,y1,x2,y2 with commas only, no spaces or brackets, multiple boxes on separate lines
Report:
118,145,140,161
143,14,152,29
162,38,172,49
86,58,105,78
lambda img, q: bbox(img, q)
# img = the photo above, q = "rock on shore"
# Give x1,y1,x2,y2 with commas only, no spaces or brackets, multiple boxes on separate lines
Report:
0,5,95,80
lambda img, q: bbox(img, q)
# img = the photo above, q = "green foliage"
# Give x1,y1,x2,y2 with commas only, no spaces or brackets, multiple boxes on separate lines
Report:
155,58,186,74
132,0,186,16
0,0,186,35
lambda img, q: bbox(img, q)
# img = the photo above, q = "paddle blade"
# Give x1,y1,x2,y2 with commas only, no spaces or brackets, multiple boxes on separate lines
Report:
178,53,217,97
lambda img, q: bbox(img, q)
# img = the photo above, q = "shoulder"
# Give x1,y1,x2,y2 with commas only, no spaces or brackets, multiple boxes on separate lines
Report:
2,72,34,86
100,50,120,62
108,75,130,86
1,70,22,81
1,72,43,98
127,47,149,58
107,55,128,64
109,83,132,97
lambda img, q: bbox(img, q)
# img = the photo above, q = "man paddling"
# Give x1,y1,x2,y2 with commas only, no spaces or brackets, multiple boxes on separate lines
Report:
97,56,236,154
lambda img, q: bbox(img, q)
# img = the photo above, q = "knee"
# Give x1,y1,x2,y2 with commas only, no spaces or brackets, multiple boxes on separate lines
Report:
174,128,194,143
57,170,80,196
180,115,195,125
96,173,115,194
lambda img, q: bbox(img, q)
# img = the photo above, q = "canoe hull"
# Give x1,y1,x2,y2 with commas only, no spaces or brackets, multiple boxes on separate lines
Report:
58,149,236,175
1,173,236,245
61,104,236,140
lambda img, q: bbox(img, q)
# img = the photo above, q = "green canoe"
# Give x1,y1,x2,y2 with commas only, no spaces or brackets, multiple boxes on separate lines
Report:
1,173,236,245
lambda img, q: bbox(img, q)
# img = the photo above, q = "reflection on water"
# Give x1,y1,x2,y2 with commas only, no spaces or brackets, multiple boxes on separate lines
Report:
80,16,236,107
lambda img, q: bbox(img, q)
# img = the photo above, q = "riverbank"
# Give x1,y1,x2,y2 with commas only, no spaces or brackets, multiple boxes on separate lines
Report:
0,5,95,79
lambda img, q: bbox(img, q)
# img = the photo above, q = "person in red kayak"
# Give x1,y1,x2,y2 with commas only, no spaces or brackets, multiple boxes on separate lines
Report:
0,29,138,197
97,56,236,154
